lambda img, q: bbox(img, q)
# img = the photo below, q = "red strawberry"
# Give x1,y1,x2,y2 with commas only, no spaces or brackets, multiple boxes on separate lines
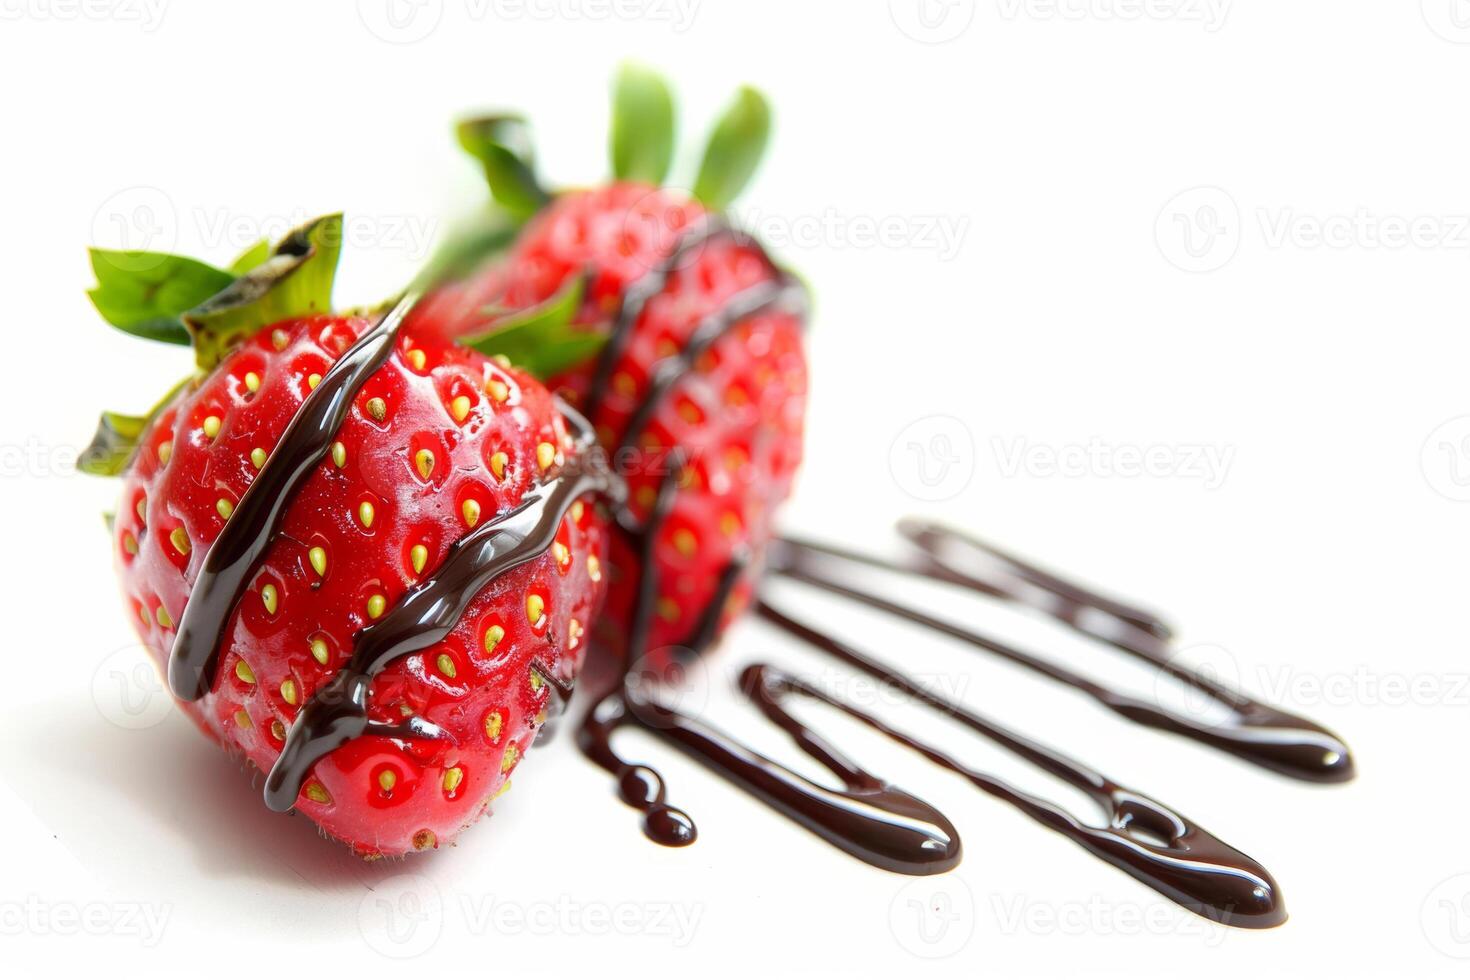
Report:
413,68,808,663
84,217,612,857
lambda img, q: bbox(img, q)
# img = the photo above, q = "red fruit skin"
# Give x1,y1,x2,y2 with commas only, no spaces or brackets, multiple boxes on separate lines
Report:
112,316,608,857
415,183,808,659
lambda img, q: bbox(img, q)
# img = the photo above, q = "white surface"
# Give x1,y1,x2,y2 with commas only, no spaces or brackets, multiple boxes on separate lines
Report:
0,2,1466,976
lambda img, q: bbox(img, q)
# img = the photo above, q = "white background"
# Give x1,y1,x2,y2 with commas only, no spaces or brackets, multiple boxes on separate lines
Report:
1,1,1467,976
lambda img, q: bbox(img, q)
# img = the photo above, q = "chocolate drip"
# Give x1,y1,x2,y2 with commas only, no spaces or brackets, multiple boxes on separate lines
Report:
770,529,1355,783
264,450,614,811
168,293,420,701
756,602,1284,928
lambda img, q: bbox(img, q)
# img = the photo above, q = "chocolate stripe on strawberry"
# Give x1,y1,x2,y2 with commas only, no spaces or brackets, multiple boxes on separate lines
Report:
167,293,422,702
264,432,615,811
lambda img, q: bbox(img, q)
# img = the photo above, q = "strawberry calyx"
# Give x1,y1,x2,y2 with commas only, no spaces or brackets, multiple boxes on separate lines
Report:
435,64,773,380
80,214,346,476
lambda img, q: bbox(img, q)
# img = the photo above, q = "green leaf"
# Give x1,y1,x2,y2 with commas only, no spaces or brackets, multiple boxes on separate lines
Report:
610,64,675,185
78,376,195,477
461,275,607,379
693,86,772,210
456,115,549,221
78,411,149,476
87,249,235,345
228,239,272,274
183,214,344,370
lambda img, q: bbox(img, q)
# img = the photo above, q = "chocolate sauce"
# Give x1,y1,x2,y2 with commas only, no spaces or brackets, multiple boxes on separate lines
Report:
168,293,421,701
264,448,614,810
770,529,1355,783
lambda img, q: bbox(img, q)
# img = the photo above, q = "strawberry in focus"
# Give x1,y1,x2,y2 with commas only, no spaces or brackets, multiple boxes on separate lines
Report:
85,217,610,857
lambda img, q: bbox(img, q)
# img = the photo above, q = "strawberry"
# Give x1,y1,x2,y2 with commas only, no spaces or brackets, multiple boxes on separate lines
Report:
413,67,809,663
83,216,612,857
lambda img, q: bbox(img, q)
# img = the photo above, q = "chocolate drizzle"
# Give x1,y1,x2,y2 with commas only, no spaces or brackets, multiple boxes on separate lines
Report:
168,293,420,702
770,525,1355,783
263,444,615,811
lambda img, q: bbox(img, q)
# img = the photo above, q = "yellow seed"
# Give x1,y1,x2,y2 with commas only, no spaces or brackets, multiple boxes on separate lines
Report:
310,637,330,665
489,451,508,480
462,499,481,527
485,711,503,741
367,594,386,619
526,593,545,625
413,829,437,851
443,767,464,794
358,501,375,528
155,605,173,629
250,447,267,469
304,782,332,804
216,498,234,520
202,415,221,439
271,720,286,741
307,373,322,390
138,605,152,627
234,709,251,728
568,618,583,646
410,544,428,575
586,554,601,582
536,442,556,471
366,397,386,422
261,584,278,615
377,770,397,792
436,653,456,678
495,779,512,798
270,328,289,350
415,448,435,480
672,528,697,558
720,512,741,537
244,371,261,393
235,659,256,684
658,597,680,622
331,441,346,468
122,532,138,556
450,395,472,422
551,541,569,565
280,679,298,705
570,500,584,523
529,669,543,692
492,355,511,369
613,372,636,397
156,440,174,467
169,527,191,556
135,497,146,523
405,349,426,371
486,379,509,403
483,624,505,653
308,546,327,577
500,744,519,773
